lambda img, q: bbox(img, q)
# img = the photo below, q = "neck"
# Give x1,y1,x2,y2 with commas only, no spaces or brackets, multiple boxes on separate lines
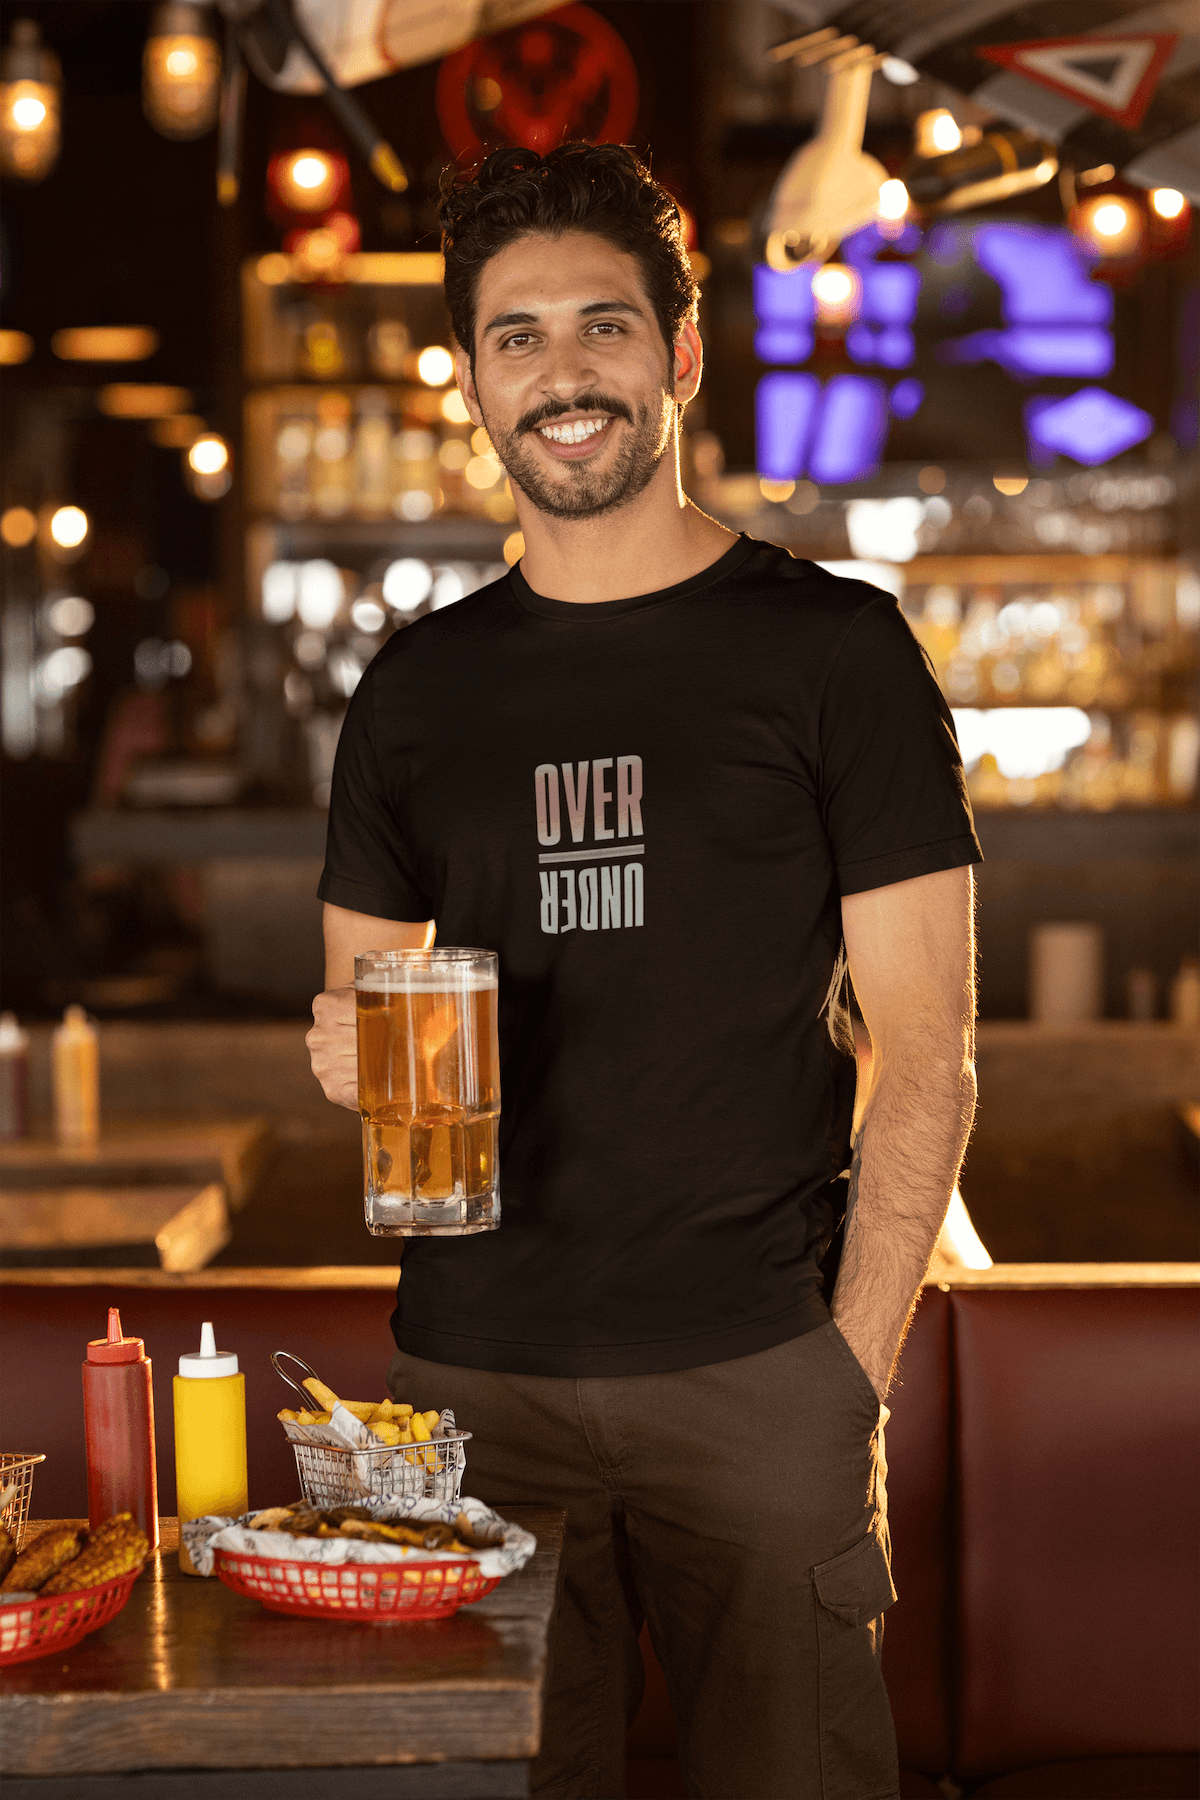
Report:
513,432,737,603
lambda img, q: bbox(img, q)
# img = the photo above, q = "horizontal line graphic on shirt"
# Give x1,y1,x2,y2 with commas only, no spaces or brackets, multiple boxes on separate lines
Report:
537,845,645,865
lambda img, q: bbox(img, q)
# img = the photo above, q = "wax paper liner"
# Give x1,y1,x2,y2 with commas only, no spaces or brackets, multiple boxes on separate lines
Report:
183,1494,534,1582
282,1402,467,1500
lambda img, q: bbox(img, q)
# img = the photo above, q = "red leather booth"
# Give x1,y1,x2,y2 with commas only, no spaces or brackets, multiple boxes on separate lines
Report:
2,1269,1197,1797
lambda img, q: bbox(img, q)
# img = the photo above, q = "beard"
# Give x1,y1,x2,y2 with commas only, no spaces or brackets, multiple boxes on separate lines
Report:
482,388,674,521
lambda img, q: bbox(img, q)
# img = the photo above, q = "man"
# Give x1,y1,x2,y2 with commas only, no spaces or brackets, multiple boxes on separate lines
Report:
307,142,980,1800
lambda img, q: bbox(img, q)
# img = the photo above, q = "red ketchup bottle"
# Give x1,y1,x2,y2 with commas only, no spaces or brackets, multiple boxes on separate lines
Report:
82,1306,160,1549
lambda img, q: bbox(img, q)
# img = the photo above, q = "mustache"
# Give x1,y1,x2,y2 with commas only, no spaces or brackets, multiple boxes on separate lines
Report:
516,394,634,435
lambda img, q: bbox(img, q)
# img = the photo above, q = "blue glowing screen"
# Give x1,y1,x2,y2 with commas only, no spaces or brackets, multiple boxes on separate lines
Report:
755,373,821,480
755,374,888,483
842,221,923,263
1025,388,1153,465
847,324,916,369
753,263,815,324
939,326,1114,379
752,221,1142,481
889,378,925,420
972,224,1112,325
860,263,921,325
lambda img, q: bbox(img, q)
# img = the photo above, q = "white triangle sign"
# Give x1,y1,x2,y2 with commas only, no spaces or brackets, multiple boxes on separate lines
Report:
978,30,1178,128
1015,38,1157,111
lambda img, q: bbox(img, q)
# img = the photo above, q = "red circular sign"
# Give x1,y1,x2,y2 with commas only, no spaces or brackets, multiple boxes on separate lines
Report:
436,5,639,164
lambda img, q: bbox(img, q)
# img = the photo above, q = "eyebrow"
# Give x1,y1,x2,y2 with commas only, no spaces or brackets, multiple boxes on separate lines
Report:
482,298,646,335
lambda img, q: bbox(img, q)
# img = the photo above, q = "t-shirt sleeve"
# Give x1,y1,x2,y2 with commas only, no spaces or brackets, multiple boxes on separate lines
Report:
317,670,434,921
818,593,982,895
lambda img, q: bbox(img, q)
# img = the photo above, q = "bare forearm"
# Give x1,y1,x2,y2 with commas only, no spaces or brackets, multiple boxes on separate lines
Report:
831,1048,976,1398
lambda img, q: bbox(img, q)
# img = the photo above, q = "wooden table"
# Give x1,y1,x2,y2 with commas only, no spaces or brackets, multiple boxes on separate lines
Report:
0,1119,275,1273
1,1511,565,1799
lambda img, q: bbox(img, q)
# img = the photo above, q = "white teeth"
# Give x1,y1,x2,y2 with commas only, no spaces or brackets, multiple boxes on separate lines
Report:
538,417,610,444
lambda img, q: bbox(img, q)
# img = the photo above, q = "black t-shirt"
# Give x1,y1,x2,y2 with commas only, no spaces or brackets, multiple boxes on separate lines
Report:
319,534,981,1377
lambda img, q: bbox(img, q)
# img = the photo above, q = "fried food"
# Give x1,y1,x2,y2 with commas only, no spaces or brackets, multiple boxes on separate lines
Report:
1,1527,83,1594
302,1376,340,1413
42,1515,148,1595
247,1506,294,1530
244,1501,490,1556
0,1522,15,1586
365,1420,401,1446
452,1512,503,1552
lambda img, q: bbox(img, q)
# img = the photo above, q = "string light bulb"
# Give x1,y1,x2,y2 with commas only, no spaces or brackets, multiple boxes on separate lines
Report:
0,19,61,182
143,2,220,140
50,505,89,550
417,346,454,386
1074,193,1143,256
186,432,231,500
877,179,909,222
1149,187,1186,220
915,109,962,158
269,148,347,214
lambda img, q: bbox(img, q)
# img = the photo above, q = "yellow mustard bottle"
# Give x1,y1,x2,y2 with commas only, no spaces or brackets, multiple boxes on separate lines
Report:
174,1321,248,1575
53,1004,99,1147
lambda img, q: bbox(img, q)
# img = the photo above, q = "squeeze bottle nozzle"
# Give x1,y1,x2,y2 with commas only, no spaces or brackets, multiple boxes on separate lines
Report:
178,1320,239,1379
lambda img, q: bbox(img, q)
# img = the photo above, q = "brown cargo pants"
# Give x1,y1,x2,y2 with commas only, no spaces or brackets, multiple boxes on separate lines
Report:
387,1319,899,1800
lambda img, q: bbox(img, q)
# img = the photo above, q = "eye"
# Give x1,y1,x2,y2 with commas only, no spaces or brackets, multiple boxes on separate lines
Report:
587,322,623,336
500,332,535,349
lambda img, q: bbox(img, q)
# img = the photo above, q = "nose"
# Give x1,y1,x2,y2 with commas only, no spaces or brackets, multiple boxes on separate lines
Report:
539,339,599,403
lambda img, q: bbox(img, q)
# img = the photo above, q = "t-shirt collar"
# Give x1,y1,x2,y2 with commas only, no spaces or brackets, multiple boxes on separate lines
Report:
508,533,757,621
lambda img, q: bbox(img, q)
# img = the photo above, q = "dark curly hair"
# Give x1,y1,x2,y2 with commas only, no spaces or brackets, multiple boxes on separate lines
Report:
438,143,699,368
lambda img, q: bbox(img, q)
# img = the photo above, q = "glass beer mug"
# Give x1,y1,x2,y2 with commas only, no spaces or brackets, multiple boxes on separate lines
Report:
356,949,500,1236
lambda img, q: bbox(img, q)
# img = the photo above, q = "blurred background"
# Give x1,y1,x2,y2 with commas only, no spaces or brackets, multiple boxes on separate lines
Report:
0,0,1196,1272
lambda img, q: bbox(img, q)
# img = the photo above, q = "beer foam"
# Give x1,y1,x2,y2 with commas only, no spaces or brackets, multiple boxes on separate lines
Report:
356,968,497,994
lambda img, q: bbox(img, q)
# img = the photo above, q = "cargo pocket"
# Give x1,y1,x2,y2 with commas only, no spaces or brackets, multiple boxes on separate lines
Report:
812,1530,899,1800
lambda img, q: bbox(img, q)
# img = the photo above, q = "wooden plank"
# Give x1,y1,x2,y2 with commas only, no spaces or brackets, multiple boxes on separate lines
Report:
0,1184,230,1273
1,1762,530,1798
0,1510,565,1779
936,1262,1200,1289
0,1118,274,1213
0,1266,399,1289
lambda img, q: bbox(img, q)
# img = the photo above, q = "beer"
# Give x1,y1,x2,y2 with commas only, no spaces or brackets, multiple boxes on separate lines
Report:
355,950,500,1236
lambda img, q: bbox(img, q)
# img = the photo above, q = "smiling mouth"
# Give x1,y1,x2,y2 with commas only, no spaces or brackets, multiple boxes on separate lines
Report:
535,415,613,447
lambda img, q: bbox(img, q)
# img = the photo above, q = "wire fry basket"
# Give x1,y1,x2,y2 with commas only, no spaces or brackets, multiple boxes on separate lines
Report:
1,1455,46,1552
290,1435,469,1508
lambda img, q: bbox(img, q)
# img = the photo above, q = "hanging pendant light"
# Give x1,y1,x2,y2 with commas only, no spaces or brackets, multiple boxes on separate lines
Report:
0,19,61,182
143,2,220,140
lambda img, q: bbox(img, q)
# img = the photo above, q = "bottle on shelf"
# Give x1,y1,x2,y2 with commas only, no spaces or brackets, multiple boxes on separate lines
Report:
52,1004,99,1148
0,1011,29,1141
312,393,354,519
354,389,393,517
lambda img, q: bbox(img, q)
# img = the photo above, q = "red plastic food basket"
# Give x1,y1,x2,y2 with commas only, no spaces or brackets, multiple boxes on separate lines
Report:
213,1548,500,1621
0,1568,142,1667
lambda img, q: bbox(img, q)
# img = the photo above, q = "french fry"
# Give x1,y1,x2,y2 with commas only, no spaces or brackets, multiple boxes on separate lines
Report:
302,1376,340,1412
339,1401,377,1421
421,1410,440,1429
277,1409,299,1423
368,1420,401,1445
296,1409,331,1425
392,1403,414,1419
368,1400,393,1422
409,1412,431,1443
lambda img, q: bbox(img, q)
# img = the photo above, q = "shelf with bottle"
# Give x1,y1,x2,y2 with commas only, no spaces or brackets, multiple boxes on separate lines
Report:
899,555,1199,812
243,385,518,530
242,252,448,385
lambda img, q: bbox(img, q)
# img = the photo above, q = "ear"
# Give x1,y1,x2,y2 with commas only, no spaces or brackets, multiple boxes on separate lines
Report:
672,318,703,405
453,347,485,428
